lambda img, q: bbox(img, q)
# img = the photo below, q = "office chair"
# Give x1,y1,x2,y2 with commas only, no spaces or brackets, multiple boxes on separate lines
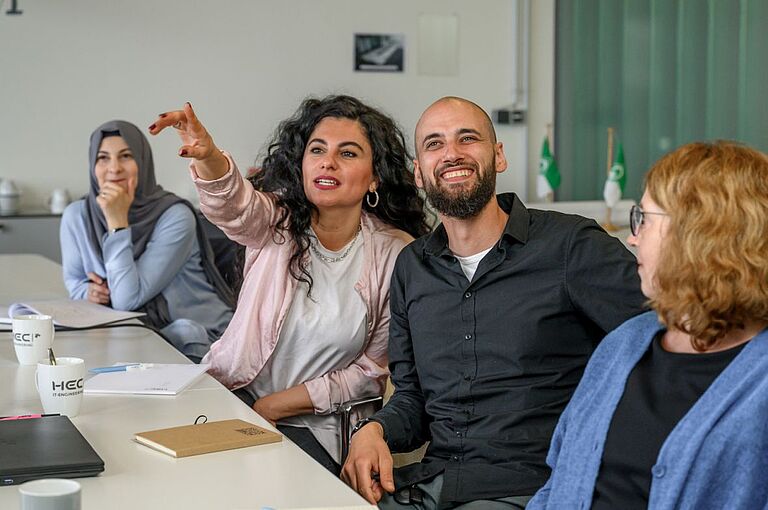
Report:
336,379,429,467
197,212,245,293
336,395,384,465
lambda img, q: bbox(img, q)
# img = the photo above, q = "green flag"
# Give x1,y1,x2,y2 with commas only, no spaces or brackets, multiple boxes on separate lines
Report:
603,143,626,207
536,137,560,199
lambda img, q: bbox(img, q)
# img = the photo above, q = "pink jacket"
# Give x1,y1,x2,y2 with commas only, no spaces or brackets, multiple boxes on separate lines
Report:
194,155,412,415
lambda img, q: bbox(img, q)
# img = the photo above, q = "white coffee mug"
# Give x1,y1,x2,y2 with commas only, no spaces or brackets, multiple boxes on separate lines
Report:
47,189,70,214
12,315,55,365
19,479,81,510
0,178,20,215
36,358,85,417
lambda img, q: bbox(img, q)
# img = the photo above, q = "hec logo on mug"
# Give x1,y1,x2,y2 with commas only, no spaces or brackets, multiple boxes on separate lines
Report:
13,332,41,344
51,378,84,396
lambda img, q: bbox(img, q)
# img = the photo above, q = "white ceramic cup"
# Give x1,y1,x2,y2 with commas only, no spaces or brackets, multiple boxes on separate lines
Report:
18,479,81,510
47,189,70,214
12,314,55,365
0,194,19,215
0,178,20,215
35,358,85,417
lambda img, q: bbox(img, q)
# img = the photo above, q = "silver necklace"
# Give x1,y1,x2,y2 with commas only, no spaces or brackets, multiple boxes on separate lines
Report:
310,226,362,263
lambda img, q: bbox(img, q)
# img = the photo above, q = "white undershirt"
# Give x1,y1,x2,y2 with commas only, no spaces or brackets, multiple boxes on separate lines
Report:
454,246,493,281
247,229,367,463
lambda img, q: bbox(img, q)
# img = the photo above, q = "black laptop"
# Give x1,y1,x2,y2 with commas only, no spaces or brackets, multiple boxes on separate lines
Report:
0,415,105,486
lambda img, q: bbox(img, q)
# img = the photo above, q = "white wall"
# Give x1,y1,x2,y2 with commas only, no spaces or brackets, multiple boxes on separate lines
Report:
526,0,556,201
1,0,553,210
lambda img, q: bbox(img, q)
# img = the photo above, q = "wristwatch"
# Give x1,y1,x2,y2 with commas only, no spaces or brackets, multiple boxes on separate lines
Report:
351,417,383,438
109,227,127,235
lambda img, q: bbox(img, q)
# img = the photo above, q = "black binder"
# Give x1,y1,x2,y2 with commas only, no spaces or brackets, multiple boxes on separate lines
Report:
0,415,104,486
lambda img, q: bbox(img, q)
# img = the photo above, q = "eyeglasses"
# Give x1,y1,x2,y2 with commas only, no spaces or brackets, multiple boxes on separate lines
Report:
629,205,668,236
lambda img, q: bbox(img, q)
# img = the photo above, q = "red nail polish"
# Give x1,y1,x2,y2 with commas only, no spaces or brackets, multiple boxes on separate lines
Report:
149,124,156,131
179,149,188,157
159,113,167,118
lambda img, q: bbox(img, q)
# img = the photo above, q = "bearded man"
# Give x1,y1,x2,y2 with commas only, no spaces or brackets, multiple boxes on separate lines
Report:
342,97,646,509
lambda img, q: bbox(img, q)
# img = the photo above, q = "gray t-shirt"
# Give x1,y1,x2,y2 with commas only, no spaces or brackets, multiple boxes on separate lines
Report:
247,231,367,462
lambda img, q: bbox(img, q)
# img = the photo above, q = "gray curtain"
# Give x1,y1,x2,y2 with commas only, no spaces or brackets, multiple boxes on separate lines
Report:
556,0,768,201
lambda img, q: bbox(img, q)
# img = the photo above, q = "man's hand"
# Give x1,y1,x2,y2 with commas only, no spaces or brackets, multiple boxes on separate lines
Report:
341,421,396,504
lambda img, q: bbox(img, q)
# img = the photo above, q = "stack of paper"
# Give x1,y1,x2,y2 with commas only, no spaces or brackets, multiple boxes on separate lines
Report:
1,299,144,329
84,364,210,396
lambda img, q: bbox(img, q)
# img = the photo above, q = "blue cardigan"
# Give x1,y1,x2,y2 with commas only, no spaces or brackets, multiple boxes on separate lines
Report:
529,311,768,510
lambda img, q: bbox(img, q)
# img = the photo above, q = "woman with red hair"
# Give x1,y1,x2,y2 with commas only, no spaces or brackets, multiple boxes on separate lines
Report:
530,141,768,509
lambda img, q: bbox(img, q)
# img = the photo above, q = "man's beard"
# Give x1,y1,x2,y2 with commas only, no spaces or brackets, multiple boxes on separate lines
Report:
421,159,497,219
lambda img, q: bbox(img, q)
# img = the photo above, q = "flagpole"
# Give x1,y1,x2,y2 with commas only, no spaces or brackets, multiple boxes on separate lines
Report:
546,123,554,202
603,127,619,232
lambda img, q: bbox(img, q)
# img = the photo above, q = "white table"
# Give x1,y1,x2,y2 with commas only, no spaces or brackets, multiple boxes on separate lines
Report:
0,255,373,509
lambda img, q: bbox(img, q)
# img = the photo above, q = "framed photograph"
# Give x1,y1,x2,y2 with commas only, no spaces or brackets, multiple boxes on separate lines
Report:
354,34,405,72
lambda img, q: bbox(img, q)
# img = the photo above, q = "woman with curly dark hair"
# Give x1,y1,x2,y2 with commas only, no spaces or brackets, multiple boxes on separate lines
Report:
149,96,430,474
530,141,768,509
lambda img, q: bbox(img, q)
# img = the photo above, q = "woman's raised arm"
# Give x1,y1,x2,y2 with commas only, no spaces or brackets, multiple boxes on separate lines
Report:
148,102,228,181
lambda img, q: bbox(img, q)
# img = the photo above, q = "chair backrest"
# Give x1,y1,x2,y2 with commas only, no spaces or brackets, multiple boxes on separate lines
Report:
197,212,245,294
337,378,427,467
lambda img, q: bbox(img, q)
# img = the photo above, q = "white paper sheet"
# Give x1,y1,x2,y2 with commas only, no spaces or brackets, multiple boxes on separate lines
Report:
0,299,144,329
84,364,210,396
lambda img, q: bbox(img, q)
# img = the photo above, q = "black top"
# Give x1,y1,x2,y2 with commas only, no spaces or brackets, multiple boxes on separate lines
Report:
372,193,646,507
592,332,746,510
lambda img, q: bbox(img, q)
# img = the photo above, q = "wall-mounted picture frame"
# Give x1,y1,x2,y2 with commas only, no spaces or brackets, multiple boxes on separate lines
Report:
354,34,404,72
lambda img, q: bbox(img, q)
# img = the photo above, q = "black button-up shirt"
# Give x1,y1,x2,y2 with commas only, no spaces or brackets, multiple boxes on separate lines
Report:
373,193,646,506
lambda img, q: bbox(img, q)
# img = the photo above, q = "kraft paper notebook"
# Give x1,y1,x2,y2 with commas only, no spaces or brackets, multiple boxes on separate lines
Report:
134,419,282,458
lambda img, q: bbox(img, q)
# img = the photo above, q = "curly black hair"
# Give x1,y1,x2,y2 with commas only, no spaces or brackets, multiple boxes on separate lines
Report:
249,95,431,291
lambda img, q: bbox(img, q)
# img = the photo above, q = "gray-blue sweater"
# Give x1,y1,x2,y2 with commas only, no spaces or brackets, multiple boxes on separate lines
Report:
60,200,233,359
529,311,768,509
